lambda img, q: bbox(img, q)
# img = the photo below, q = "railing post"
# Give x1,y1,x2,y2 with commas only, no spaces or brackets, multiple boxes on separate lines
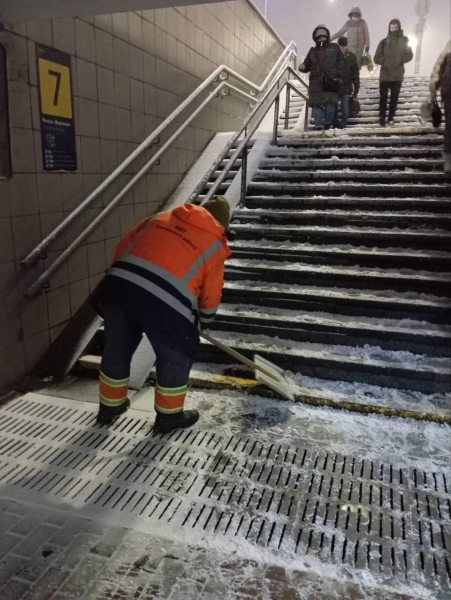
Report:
284,84,291,131
272,93,280,146
240,128,248,208
304,100,310,132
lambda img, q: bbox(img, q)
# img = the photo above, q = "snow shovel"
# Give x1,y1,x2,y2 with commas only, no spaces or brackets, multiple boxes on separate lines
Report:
200,332,295,401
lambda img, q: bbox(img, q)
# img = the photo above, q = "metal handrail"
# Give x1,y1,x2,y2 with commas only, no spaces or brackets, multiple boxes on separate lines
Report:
21,42,296,272
24,44,302,298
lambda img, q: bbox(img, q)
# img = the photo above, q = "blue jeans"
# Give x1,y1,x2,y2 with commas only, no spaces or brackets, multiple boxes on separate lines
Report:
312,104,336,129
340,94,351,128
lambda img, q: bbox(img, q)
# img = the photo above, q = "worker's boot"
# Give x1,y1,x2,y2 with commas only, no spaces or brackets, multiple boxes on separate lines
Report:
97,399,130,425
154,410,199,434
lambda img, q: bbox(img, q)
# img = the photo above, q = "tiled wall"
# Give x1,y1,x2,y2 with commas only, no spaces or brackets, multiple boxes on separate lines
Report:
0,1,284,390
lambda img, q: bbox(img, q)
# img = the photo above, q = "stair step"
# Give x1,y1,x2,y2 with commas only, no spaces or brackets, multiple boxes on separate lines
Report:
276,135,443,148
197,335,451,394
247,181,450,198
259,158,442,171
229,241,451,271
231,223,451,249
225,259,451,295
266,147,443,159
214,306,451,356
222,282,451,324
244,195,451,212
234,208,451,229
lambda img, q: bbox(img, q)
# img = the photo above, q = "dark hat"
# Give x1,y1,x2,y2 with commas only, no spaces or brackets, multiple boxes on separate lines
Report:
203,195,231,230
315,27,329,40
338,36,348,46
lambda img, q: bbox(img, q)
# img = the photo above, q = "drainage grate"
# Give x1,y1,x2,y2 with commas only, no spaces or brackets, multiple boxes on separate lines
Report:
0,396,450,591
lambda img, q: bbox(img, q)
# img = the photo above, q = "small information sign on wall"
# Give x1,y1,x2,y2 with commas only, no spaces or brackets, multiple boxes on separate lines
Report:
36,44,77,172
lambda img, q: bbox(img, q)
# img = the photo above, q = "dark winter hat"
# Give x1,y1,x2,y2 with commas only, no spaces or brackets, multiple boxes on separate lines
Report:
348,6,362,18
389,18,402,29
338,36,349,46
203,195,231,230
314,27,329,40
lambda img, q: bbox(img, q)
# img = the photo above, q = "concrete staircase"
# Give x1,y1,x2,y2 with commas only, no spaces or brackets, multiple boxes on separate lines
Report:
197,79,451,401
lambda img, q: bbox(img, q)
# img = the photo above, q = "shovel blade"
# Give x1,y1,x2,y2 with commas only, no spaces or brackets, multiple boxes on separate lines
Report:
253,354,295,401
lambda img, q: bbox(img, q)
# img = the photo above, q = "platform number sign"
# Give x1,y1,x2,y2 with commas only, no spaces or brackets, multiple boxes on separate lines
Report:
37,44,77,172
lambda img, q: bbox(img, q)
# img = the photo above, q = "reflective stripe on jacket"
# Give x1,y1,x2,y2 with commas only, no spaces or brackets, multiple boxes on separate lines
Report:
108,204,231,328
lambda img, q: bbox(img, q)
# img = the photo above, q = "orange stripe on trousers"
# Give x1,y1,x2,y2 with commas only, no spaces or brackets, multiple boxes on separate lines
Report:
99,380,129,401
154,390,186,412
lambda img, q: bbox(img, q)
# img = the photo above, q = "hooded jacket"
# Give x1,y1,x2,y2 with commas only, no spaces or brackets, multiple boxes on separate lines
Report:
300,25,343,107
374,20,413,82
331,6,370,66
431,41,451,101
104,204,231,356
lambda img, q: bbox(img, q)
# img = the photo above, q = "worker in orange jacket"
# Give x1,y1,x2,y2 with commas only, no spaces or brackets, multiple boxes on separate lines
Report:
97,196,231,433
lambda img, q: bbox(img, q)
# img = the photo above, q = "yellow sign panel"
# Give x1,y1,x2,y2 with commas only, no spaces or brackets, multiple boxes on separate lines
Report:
38,58,73,119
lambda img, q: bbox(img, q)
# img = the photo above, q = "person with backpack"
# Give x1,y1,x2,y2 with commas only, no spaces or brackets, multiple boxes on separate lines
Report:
331,6,370,69
374,19,413,127
334,36,360,129
299,25,343,131
96,196,232,432
430,41,451,175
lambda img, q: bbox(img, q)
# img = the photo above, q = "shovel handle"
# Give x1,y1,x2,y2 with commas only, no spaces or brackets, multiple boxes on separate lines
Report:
200,333,278,382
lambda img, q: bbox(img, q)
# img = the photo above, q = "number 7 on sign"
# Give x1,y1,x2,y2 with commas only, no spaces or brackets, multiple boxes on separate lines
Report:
48,70,62,106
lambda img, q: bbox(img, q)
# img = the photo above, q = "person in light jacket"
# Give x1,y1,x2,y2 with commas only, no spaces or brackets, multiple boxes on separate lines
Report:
374,19,413,127
430,41,451,175
331,6,370,69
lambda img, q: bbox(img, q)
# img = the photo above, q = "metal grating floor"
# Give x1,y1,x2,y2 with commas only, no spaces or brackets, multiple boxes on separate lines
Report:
0,395,450,594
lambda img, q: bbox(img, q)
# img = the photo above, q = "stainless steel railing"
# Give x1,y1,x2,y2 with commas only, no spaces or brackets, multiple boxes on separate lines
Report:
23,42,308,297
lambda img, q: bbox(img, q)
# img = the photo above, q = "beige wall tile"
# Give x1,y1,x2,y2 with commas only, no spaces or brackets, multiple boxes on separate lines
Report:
142,10,155,24
0,219,15,264
69,278,90,315
99,104,117,140
87,240,106,276
86,207,104,242
23,330,50,372
155,9,167,32
155,58,167,89
4,33,28,84
30,86,41,130
62,173,84,212
20,293,49,339
134,203,148,222
81,137,101,174
154,27,167,61
95,28,114,69
131,111,145,144
130,46,144,82
52,18,76,55
95,14,113,33
143,52,156,84
0,182,10,219
100,139,118,174
103,208,121,239
77,58,97,100
11,127,36,172
129,12,143,48
143,20,155,55
40,212,66,251
113,37,130,76
97,67,115,106
75,18,96,62
37,173,63,214
130,78,145,113
11,215,41,260
9,81,32,130
26,20,52,45
0,343,26,388
67,244,88,283
113,13,129,41
116,108,132,142
44,249,69,289
8,174,39,217
114,72,131,109
119,203,135,234
79,98,100,138
47,285,71,328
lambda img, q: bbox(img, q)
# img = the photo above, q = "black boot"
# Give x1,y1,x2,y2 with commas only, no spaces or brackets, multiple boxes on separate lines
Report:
379,117,386,127
97,399,130,425
154,410,200,434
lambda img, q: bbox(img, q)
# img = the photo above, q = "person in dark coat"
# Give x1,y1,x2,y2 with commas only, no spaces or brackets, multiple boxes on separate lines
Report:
374,19,413,126
334,36,360,129
299,25,343,130
331,6,370,69
430,41,451,175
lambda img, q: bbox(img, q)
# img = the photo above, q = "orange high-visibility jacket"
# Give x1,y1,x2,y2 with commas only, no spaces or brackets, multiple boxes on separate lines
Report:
109,204,231,327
